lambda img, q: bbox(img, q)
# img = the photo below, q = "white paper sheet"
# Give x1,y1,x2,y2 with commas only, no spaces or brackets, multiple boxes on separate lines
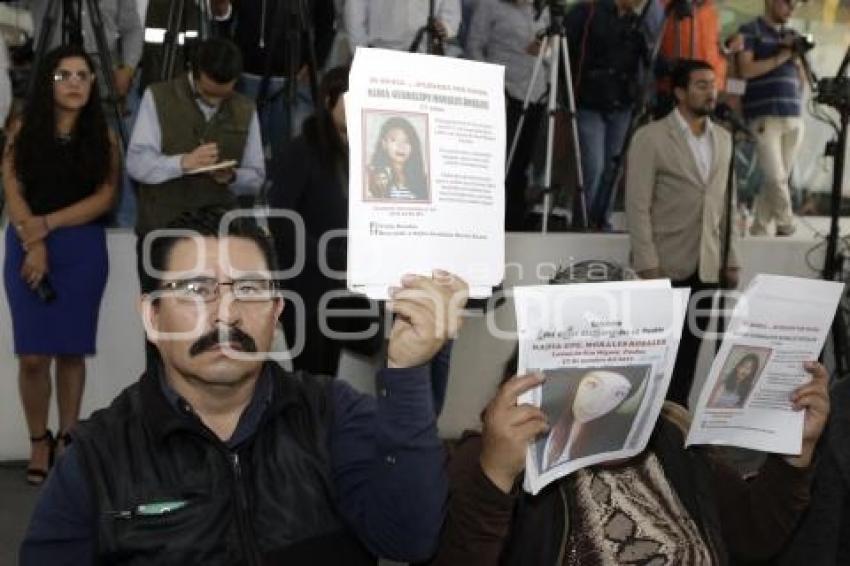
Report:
514,280,689,495
686,275,845,454
345,48,506,299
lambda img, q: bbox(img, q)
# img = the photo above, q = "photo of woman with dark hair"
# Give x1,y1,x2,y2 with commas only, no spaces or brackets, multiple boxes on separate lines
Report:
366,115,429,201
708,350,767,409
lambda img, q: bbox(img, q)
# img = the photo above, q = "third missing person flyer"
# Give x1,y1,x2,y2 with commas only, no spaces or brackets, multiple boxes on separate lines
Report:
686,275,844,455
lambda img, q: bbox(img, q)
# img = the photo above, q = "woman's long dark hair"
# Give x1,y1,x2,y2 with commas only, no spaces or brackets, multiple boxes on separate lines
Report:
724,353,760,398
14,44,111,191
370,116,428,199
302,66,349,179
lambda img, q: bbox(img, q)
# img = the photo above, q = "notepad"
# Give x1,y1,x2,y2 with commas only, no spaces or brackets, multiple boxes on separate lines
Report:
187,159,238,175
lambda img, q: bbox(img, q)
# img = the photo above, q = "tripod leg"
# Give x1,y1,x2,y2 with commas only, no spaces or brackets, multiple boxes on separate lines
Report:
197,0,214,41
161,0,187,82
539,36,563,234
506,35,549,173
28,0,62,98
560,35,587,230
299,0,320,108
284,4,301,143
85,0,128,147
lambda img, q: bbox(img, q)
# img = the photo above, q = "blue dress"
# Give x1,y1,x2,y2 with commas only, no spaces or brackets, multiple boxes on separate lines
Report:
2,135,109,355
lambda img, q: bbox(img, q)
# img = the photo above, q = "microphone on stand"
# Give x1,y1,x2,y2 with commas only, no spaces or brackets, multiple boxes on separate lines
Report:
713,102,755,139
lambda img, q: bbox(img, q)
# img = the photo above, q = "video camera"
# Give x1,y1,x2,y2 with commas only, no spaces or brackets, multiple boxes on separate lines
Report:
817,77,850,112
534,0,570,19
792,32,816,55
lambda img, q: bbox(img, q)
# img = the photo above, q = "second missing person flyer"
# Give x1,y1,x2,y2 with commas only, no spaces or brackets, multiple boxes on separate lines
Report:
514,280,690,495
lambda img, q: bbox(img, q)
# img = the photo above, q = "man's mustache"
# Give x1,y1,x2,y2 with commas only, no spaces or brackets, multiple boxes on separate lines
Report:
189,327,258,357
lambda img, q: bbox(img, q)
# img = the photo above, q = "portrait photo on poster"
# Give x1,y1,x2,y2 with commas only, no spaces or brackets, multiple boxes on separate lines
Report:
707,345,772,410
536,365,651,473
363,110,431,203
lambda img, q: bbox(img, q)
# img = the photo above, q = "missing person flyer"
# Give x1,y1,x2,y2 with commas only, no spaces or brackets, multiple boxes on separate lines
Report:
687,275,844,455
345,48,505,299
514,281,690,495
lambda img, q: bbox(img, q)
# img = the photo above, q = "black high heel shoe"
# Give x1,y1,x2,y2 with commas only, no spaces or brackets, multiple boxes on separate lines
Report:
26,430,55,486
56,429,73,459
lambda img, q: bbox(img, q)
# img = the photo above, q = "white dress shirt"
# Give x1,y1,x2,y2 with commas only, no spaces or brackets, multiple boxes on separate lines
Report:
674,108,714,184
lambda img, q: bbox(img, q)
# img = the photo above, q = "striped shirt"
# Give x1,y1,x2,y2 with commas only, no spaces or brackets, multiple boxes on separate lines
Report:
739,18,802,120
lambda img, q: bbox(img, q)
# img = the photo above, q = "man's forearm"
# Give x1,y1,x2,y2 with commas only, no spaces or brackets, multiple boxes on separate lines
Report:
429,437,516,566
126,149,185,185
332,367,447,562
738,50,793,80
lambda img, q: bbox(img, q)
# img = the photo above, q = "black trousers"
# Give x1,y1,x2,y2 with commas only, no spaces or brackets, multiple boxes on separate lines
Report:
668,273,719,408
505,94,545,231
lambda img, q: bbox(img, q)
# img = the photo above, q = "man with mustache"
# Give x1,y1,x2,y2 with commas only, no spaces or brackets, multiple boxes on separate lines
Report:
20,205,468,565
626,59,740,407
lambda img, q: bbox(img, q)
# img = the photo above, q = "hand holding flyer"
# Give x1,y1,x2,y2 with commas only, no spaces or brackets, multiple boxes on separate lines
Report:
686,275,844,455
513,280,690,494
345,48,506,299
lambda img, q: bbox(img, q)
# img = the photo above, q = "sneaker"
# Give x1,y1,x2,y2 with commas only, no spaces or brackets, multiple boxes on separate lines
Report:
776,224,797,237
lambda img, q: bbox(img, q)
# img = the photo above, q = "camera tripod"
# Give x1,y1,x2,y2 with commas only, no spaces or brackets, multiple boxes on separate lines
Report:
591,0,692,229
29,0,127,145
160,0,216,82
815,46,850,379
255,0,319,144
506,10,587,233
409,0,444,55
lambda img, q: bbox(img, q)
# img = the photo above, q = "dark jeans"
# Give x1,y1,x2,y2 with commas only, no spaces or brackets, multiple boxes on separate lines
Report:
575,107,631,230
238,73,313,162
669,273,719,407
505,94,544,231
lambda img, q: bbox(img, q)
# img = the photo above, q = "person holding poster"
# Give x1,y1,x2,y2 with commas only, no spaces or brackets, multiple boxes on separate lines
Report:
431,358,828,566
428,266,829,566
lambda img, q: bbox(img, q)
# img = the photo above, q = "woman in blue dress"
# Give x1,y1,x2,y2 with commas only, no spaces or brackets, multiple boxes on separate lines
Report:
3,45,118,485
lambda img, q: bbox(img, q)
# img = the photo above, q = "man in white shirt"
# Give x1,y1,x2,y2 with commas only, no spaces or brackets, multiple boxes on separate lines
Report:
626,59,739,407
345,0,461,53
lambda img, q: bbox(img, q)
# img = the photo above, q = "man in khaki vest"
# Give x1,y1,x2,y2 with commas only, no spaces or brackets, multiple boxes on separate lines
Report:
127,37,265,235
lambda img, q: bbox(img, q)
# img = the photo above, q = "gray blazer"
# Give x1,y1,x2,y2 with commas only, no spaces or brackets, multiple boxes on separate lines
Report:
625,111,739,283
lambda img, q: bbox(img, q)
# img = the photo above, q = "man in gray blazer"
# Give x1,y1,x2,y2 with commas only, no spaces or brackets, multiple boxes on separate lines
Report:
626,59,740,407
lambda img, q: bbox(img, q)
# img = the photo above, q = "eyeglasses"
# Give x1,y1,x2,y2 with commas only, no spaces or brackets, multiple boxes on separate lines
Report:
53,69,94,84
160,277,278,303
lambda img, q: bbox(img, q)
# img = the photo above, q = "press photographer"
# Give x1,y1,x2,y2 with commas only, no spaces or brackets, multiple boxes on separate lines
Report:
562,0,650,230
737,0,811,237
